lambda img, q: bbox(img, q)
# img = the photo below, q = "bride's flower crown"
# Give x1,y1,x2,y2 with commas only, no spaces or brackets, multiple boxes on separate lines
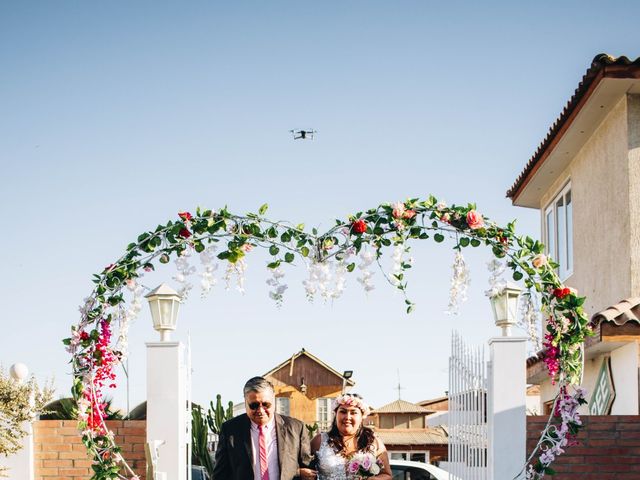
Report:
332,393,371,417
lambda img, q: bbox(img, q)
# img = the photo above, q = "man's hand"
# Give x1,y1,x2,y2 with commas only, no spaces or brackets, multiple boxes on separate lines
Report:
298,467,318,479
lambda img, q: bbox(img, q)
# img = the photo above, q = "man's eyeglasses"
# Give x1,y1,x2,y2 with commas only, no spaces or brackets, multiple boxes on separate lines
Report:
248,401,272,411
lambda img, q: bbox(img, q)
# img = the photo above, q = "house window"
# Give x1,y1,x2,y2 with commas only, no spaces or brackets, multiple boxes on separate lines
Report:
410,415,424,429
380,415,394,429
394,414,411,429
317,398,332,431
544,183,573,279
276,397,290,416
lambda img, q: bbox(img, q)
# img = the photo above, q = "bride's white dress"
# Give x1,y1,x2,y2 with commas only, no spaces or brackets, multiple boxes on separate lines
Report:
315,432,383,480
315,432,349,480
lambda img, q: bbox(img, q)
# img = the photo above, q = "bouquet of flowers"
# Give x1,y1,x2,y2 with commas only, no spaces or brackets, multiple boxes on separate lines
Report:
346,452,382,478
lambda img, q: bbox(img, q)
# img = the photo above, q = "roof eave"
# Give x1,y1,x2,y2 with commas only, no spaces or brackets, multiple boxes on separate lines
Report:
508,54,640,207
263,349,356,386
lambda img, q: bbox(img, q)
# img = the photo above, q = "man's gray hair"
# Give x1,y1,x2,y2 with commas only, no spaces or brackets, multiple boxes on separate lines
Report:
243,376,275,397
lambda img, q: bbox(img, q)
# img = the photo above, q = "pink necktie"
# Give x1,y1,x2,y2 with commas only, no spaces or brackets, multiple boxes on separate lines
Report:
259,425,269,480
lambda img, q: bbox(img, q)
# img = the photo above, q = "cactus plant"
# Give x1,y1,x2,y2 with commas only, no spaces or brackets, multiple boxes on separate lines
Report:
191,394,235,478
206,394,234,434
191,405,214,477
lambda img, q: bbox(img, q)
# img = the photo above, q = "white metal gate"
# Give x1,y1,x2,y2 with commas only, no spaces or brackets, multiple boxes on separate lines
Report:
448,331,488,480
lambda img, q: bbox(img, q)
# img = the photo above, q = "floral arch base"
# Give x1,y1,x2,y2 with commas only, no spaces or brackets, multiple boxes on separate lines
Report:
64,196,592,479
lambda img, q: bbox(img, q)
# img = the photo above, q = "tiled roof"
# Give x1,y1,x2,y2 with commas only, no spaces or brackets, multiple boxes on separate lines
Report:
591,297,640,326
373,399,434,414
417,396,448,406
507,54,640,201
526,349,545,367
375,427,448,445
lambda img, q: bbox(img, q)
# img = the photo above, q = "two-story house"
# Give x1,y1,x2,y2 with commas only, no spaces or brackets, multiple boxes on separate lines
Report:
263,348,355,430
368,399,448,464
508,54,640,414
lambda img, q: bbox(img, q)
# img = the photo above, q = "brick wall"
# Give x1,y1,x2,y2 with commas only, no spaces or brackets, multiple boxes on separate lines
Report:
33,420,147,480
527,415,640,479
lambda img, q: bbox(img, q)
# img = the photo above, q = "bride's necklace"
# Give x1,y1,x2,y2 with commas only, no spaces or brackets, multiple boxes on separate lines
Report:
342,436,357,454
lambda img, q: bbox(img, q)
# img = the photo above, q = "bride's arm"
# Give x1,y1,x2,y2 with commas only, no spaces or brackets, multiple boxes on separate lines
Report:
373,437,392,480
374,450,392,479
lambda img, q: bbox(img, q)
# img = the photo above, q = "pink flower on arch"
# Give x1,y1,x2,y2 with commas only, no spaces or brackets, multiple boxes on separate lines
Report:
466,210,484,230
392,202,406,219
403,209,416,219
532,254,547,269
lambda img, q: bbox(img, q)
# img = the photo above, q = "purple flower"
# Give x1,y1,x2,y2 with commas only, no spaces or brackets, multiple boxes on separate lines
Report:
347,460,361,474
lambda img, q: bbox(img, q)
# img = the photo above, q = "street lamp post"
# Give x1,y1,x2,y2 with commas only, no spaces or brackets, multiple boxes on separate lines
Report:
486,282,526,479
342,370,353,394
145,283,187,480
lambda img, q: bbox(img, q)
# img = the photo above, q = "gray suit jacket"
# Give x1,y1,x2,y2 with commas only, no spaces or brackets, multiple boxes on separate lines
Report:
212,413,311,480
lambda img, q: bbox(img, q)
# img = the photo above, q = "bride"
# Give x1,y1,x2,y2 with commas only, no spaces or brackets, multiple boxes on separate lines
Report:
311,393,392,479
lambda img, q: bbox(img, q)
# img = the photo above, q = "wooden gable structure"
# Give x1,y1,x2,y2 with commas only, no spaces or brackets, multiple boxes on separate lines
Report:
263,348,355,428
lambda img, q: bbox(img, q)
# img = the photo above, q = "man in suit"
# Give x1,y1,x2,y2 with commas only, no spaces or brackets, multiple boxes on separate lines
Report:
212,376,317,480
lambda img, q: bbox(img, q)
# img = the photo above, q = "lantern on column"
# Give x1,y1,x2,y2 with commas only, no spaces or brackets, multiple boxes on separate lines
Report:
489,282,522,336
145,283,181,342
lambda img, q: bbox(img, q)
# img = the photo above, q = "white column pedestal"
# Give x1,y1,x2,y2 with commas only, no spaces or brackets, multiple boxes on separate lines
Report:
146,342,187,480
487,336,527,480
5,421,34,480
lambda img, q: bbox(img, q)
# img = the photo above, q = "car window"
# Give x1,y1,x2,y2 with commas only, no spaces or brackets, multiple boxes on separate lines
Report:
391,466,435,480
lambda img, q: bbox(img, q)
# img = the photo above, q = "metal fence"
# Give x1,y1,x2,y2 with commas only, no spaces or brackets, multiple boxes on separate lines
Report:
448,331,488,480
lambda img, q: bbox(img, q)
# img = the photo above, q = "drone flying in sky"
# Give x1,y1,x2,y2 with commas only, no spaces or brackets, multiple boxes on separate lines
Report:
290,129,316,140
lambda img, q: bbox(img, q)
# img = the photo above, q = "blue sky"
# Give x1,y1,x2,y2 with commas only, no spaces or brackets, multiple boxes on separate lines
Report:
1,1,638,412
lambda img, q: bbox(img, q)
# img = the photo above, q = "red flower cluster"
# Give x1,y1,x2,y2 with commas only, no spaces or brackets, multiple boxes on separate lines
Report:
94,319,117,388
553,287,571,299
543,333,560,382
352,219,367,234
495,230,509,246
83,319,118,435
178,211,193,221
179,228,192,239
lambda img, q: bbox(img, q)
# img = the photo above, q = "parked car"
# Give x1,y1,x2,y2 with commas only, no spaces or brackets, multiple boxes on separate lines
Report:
191,465,210,480
389,459,458,480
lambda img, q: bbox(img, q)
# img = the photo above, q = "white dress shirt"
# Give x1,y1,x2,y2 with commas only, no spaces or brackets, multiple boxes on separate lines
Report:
250,418,280,480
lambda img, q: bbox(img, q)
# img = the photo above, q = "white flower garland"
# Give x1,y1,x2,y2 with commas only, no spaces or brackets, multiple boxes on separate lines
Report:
174,250,196,300
357,248,376,293
266,266,287,306
199,247,218,298
447,251,470,315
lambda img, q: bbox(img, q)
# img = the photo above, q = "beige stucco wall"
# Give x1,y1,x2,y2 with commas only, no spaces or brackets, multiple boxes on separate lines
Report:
610,341,639,414
539,96,631,317
534,95,640,408
627,95,640,297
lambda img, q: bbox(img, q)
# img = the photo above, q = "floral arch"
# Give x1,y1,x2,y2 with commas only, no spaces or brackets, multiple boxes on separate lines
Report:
64,197,591,479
